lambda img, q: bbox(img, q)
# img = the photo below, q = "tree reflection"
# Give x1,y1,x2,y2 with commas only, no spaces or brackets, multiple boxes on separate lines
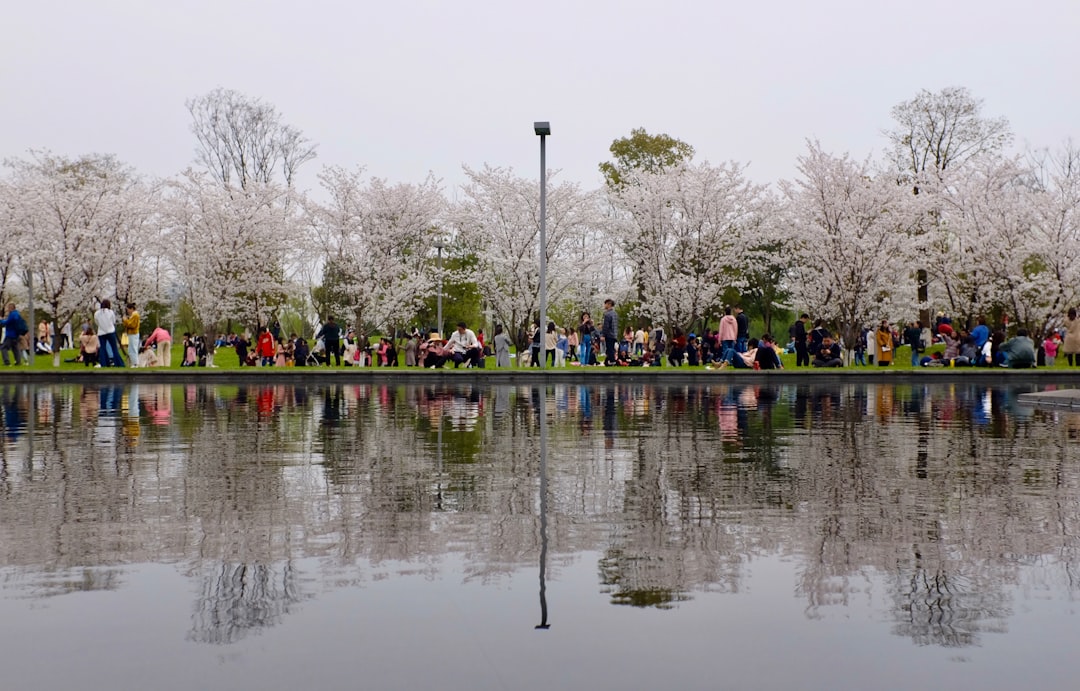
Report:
0,380,1077,650
189,561,303,644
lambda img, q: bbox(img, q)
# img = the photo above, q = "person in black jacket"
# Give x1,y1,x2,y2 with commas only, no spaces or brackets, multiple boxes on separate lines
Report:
735,305,750,353
812,335,844,367
903,320,923,367
316,316,342,366
791,314,810,367
601,299,618,366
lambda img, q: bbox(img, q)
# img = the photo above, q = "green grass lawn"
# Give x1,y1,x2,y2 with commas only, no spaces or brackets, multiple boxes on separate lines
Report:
10,342,1073,372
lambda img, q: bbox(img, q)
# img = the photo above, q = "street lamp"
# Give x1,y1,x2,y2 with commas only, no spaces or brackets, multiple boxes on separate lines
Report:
434,238,445,339
534,121,550,369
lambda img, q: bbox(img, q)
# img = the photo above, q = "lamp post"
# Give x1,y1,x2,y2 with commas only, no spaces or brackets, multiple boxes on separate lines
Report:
534,121,550,369
434,238,445,338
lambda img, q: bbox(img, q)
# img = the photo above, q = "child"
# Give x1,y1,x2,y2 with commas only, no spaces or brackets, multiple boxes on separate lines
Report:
181,334,197,367
1043,331,1060,367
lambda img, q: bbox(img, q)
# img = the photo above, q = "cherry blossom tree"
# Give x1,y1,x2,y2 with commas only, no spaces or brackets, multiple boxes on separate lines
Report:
3,151,148,364
938,155,1060,331
886,87,1012,323
450,164,599,347
0,180,23,308
1027,142,1080,330
308,166,445,332
606,161,767,333
782,142,919,349
162,170,299,331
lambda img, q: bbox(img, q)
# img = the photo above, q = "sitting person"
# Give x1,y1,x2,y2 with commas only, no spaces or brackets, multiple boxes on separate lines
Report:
686,334,700,366
138,346,160,368
419,333,450,368
293,337,310,366
811,335,843,367
446,322,482,368
754,333,784,369
668,327,687,366
79,325,99,367
919,352,947,367
957,336,978,366
999,328,1036,368
713,338,760,369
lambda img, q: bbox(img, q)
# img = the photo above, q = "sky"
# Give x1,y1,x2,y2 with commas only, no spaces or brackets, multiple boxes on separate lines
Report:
3,0,1079,195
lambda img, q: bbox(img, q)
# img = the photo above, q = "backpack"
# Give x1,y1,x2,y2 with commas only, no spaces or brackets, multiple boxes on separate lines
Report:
13,315,28,336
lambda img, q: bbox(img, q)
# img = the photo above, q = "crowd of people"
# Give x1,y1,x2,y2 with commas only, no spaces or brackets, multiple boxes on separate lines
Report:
4,298,1080,371
782,309,1080,369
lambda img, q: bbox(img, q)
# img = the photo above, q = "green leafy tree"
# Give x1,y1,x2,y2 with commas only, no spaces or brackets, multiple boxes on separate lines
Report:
599,128,695,190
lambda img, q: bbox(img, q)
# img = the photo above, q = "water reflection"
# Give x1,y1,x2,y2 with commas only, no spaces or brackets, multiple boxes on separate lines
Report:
1,381,1079,653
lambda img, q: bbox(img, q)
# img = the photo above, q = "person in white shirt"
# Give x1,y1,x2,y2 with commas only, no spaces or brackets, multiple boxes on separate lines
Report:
447,321,481,368
94,299,125,367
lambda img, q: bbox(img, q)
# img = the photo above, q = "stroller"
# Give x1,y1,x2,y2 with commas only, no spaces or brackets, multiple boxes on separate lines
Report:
307,337,325,366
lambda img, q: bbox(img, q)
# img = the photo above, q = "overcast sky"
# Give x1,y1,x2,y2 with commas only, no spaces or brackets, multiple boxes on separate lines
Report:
3,0,1078,194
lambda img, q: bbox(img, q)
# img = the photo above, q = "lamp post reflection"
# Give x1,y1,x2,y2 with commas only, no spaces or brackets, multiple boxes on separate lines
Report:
536,385,550,630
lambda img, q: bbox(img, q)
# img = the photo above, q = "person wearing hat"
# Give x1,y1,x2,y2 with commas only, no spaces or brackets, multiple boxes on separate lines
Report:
420,332,449,368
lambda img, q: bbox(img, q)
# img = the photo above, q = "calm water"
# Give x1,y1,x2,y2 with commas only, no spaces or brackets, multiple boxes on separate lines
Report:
1,382,1079,690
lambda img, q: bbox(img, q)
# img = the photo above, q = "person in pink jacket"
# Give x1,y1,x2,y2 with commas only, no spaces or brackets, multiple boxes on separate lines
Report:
143,326,172,367
718,306,738,363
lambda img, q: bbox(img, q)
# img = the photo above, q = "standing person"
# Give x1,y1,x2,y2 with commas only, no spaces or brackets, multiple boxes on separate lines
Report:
718,306,738,362
122,303,141,367
235,333,251,366
578,312,595,366
143,326,172,366
853,326,868,366
875,320,894,366
404,331,419,367
493,324,512,368
1,303,29,366
1063,308,1080,366
257,326,276,366
601,299,617,366
60,321,72,350
316,316,342,366
94,299,125,367
792,314,810,367
865,325,876,365
633,325,645,357
734,305,750,353
542,321,558,367
904,320,923,367
556,327,569,367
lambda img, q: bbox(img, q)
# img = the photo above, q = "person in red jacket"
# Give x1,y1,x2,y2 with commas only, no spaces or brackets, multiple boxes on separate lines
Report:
257,326,276,366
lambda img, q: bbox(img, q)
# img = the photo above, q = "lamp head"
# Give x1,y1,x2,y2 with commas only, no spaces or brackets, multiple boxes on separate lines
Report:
533,122,551,136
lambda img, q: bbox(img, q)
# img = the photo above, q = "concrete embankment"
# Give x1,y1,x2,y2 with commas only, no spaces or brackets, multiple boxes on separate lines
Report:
3,368,1080,387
